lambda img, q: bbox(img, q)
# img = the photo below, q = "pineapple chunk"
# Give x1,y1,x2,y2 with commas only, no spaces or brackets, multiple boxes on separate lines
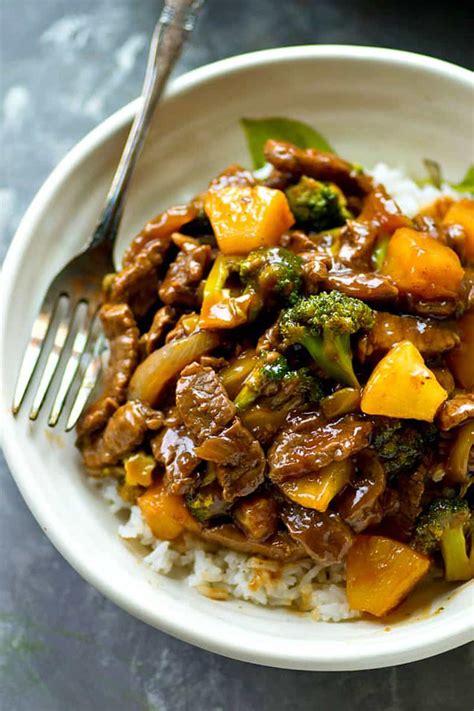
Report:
361,340,447,421
443,199,474,263
204,185,295,255
382,227,464,299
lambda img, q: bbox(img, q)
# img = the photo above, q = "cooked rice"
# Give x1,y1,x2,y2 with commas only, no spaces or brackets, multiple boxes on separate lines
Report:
90,165,463,622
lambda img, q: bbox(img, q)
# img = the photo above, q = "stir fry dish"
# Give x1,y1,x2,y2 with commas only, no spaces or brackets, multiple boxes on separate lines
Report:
76,122,474,618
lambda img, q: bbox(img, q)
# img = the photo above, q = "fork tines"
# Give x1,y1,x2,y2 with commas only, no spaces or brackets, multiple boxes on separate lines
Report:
13,293,103,430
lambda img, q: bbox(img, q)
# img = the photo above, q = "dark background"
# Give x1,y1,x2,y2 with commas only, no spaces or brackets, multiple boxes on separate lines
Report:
1,1,473,709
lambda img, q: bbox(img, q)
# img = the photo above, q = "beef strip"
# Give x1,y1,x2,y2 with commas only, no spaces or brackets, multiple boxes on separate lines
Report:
158,237,212,308
80,400,162,470
76,396,118,441
77,303,139,438
201,524,307,562
263,139,372,196
256,323,282,354
336,452,386,532
175,363,236,444
233,491,279,541
299,251,329,294
199,355,229,370
263,167,293,191
140,305,177,357
108,236,171,316
99,304,140,398
437,392,474,431
323,270,398,301
281,504,354,564
122,204,197,267
175,363,264,500
268,412,373,482
377,469,425,542
151,425,200,495
165,313,200,343
404,297,458,320
209,163,256,191
338,186,410,268
358,311,460,363
195,418,266,501
280,230,319,254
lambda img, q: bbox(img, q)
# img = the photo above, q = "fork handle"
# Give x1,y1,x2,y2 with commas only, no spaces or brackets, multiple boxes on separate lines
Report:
90,0,204,250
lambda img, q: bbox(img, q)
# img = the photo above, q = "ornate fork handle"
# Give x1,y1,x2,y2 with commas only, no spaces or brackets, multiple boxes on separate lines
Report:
91,0,205,251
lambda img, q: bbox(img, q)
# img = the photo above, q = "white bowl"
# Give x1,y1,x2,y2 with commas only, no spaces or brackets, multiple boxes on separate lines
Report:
1,46,473,671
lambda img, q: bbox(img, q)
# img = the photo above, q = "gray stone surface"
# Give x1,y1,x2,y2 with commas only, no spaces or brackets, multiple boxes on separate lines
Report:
1,1,473,709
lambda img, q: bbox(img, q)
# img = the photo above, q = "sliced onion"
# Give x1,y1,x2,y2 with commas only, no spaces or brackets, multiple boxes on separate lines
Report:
128,330,220,406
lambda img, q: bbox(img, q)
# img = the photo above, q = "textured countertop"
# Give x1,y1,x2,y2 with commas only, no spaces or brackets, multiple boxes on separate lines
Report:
1,1,473,709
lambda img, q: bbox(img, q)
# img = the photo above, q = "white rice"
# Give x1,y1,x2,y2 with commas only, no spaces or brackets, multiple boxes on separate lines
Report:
91,165,465,621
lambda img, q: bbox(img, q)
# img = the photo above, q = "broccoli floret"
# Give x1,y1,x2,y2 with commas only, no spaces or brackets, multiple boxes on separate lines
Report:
201,249,303,329
287,366,325,404
371,418,438,476
278,291,374,387
185,481,230,523
413,498,474,581
234,353,324,411
239,247,303,304
286,176,352,231
234,352,290,410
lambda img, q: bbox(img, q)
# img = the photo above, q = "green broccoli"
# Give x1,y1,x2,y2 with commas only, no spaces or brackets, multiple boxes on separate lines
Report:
370,418,438,477
285,366,325,404
286,176,352,231
278,291,374,387
234,351,290,410
413,498,474,581
201,248,302,329
239,247,303,305
185,481,230,523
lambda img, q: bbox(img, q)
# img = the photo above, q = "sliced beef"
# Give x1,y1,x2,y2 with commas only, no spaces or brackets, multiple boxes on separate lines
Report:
437,392,474,431
280,230,319,254
158,237,212,308
404,297,458,320
268,412,372,482
256,323,282,354
77,304,139,438
199,355,229,370
175,363,264,500
201,524,307,562
323,270,398,301
209,163,256,191
80,400,162,470
122,204,197,267
263,139,372,196
358,311,460,363
175,363,236,444
300,251,329,294
108,237,170,316
336,452,386,532
151,425,200,495
195,418,266,501
378,469,425,542
165,313,200,343
76,395,118,441
281,504,354,564
233,491,279,541
100,303,140,397
338,186,410,268
140,305,177,356
263,167,293,191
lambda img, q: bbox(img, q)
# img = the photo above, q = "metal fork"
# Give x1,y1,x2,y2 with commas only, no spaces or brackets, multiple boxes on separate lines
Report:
12,0,204,430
